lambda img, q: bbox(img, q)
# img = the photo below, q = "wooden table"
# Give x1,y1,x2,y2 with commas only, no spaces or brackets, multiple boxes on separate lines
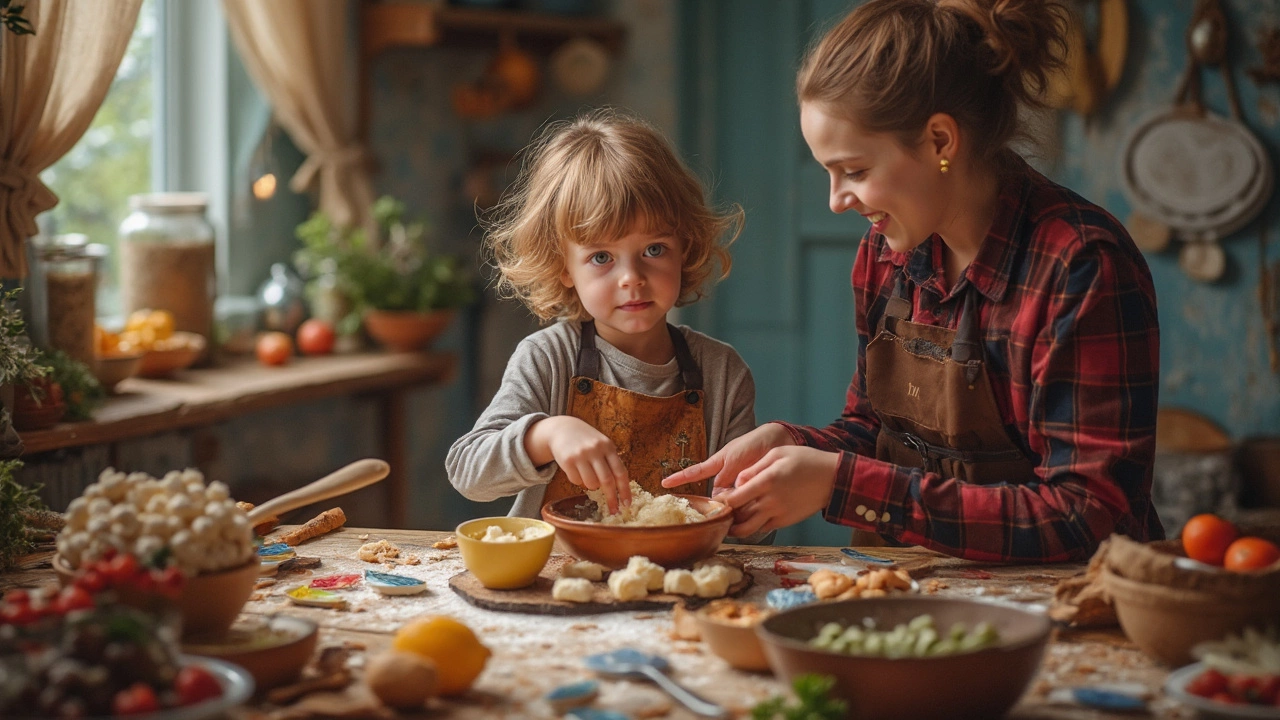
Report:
17,353,455,527
3,529,1193,719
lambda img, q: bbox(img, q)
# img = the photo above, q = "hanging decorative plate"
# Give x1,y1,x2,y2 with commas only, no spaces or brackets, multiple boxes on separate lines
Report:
1119,108,1272,242
364,570,427,596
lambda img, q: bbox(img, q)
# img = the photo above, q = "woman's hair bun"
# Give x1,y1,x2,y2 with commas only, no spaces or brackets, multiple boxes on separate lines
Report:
937,0,1067,98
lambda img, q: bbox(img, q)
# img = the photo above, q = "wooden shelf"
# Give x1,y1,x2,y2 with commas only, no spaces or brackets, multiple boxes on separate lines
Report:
361,2,626,56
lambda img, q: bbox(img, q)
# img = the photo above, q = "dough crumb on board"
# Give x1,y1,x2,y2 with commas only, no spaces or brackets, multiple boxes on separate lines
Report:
431,535,457,549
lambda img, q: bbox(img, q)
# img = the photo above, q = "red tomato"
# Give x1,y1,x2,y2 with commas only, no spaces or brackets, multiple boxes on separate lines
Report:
106,553,141,586
1223,537,1280,572
175,665,223,706
52,585,94,614
1181,513,1239,566
113,683,161,715
1186,668,1229,698
256,331,294,366
296,318,336,356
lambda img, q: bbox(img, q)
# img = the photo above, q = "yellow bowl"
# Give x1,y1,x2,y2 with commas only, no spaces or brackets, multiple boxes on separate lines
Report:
455,517,556,589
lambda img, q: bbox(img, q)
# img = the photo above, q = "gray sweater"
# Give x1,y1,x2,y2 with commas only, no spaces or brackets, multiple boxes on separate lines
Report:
447,321,757,518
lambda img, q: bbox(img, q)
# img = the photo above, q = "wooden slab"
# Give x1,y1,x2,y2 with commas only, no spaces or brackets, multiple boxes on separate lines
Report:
449,555,753,615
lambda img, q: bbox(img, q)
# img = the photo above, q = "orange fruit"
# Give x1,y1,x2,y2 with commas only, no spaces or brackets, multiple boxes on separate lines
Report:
1181,513,1239,566
392,616,490,696
1223,537,1280,572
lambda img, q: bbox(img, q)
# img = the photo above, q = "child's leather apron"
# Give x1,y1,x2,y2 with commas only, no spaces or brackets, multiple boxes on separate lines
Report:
542,321,710,506
854,271,1037,545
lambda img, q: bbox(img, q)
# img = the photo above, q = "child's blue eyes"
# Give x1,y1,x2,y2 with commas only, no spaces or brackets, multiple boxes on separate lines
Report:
644,244,665,258
586,245,667,265
590,252,611,265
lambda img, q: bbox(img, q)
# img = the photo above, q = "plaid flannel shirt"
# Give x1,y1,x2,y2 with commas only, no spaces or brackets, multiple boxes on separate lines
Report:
777,159,1164,562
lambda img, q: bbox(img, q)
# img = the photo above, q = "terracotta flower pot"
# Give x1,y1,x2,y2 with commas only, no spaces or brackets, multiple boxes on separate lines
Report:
363,309,454,352
11,379,66,431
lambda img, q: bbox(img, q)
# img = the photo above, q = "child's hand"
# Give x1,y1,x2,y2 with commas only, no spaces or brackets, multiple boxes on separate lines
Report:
527,416,631,514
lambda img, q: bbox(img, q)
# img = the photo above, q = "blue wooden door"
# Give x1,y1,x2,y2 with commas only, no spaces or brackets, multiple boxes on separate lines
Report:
679,0,867,546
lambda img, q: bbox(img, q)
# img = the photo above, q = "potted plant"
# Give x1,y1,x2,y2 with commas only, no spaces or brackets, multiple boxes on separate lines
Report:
294,196,475,352
0,288,55,440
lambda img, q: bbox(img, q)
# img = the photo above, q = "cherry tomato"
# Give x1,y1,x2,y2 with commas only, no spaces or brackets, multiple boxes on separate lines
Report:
3,589,29,605
1181,513,1239,566
52,585,94,614
106,553,141,586
113,683,161,715
175,665,223,706
256,331,294,366
1223,536,1280,572
74,569,108,594
296,318,336,356
1187,668,1229,698
0,602,38,625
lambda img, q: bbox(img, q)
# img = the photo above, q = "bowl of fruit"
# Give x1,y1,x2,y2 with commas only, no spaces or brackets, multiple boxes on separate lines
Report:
98,310,206,379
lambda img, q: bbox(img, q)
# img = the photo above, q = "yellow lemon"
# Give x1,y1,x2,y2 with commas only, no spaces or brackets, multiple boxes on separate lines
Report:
146,310,175,340
392,616,490,696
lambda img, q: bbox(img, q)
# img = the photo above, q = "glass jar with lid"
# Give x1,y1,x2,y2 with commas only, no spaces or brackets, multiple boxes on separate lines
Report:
118,193,217,352
28,233,107,367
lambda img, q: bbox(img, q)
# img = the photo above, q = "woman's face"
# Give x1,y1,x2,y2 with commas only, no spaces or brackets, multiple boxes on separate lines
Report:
800,102,947,253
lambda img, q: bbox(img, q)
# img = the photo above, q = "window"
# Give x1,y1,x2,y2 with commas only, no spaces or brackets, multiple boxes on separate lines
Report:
38,0,155,319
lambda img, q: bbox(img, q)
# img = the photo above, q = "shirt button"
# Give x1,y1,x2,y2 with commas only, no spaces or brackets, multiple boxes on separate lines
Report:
855,505,867,516
881,511,891,523
864,509,877,522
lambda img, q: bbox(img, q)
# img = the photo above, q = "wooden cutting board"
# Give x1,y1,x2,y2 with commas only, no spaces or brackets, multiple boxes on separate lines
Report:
448,555,752,616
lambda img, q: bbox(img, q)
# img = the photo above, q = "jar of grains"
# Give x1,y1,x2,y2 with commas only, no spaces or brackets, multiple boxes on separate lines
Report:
29,234,106,366
118,193,217,354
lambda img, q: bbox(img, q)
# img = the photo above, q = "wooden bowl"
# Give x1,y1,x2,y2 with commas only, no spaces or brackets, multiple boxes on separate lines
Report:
183,615,318,691
694,600,773,672
138,332,206,377
540,494,732,570
756,597,1051,720
93,352,143,392
456,517,556,589
54,553,258,639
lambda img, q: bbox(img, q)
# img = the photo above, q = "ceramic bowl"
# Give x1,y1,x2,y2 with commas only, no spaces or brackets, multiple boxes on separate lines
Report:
456,517,556,589
363,309,454,352
54,553,259,639
138,332,206,378
93,352,143,392
183,614,318,691
540,494,733,570
755,597,1052,720
1165,662,1280,719
1102,566,1280,666
694,600,773,672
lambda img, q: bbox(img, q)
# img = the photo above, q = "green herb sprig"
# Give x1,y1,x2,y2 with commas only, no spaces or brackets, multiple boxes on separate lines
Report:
752,674,847,720
0,288,47,387
0,460,47,570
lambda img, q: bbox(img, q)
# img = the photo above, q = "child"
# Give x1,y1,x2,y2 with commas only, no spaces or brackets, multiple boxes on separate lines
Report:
447,109,755,519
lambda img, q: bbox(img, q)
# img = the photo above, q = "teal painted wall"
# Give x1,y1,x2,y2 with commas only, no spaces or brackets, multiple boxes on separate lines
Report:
680,0,1280,546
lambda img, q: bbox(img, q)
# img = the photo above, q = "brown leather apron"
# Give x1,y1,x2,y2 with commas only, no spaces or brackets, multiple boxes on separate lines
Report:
542,321,710,506
854,271,1037,545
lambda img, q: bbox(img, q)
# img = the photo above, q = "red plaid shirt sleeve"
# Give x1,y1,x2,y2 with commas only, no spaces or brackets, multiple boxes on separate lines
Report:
775,164,1163,562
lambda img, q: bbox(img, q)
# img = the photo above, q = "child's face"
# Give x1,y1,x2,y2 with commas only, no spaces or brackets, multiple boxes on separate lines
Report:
561,221,682,359
800,101,947,254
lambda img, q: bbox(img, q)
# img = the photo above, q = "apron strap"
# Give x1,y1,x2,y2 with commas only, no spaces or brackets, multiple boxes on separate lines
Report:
576,321,704,392
951,286,984,387
880,270,913,334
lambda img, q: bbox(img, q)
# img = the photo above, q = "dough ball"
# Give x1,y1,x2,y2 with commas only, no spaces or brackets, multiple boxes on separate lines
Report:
561,560,607,581
552,577,595,603
608,569,649,601
694,557,744,585
662,569,698,596
365,650,438,709
626,556,666,591
693,565,732,598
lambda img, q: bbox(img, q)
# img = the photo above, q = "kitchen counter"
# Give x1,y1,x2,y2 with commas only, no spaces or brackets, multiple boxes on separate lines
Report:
4,528,1194,719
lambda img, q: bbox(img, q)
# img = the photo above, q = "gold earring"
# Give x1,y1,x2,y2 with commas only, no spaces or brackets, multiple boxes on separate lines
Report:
939,158,950,174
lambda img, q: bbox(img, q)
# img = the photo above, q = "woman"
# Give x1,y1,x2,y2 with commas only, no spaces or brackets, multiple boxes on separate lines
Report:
662,0,1163,562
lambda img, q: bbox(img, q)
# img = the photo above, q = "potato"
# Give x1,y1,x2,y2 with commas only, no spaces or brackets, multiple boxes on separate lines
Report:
365,650,439,709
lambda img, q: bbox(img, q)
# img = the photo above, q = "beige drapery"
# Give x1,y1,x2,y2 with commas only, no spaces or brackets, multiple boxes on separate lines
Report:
0,0,142,278
222,0,374,231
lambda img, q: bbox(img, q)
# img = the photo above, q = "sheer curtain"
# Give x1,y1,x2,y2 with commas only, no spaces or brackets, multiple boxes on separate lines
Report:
0,0,142,278
222,0,375,230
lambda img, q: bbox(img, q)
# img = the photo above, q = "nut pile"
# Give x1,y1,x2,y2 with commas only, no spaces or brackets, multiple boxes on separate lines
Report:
57,468,255,576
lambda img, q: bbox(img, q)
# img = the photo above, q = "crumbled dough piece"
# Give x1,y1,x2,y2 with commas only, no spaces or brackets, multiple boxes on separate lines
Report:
693,565,733,598
626,556,665,591
663,569,698,596
693,558,743,585
808,569,854,599
587,481,706,526
431,536,457,549
561,560,607,581
607,569,649,601
357,539,400,563
552,577,595,603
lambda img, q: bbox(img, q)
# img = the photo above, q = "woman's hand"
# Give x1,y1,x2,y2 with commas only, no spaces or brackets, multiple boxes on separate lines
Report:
526,416,630,513
660,423,795,497
716,446,840,537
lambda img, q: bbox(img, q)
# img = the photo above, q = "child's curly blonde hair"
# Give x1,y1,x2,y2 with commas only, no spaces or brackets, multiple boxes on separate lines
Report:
484,108,742,321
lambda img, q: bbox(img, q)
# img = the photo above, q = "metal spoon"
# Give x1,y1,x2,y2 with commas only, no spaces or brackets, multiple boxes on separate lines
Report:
584,649,728,719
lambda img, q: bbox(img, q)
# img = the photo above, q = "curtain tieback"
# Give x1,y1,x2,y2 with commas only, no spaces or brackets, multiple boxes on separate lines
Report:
290,146,371,194
0,158,59,238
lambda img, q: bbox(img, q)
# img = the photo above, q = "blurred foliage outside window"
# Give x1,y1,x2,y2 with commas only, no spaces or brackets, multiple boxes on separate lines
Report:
38,0,154,319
